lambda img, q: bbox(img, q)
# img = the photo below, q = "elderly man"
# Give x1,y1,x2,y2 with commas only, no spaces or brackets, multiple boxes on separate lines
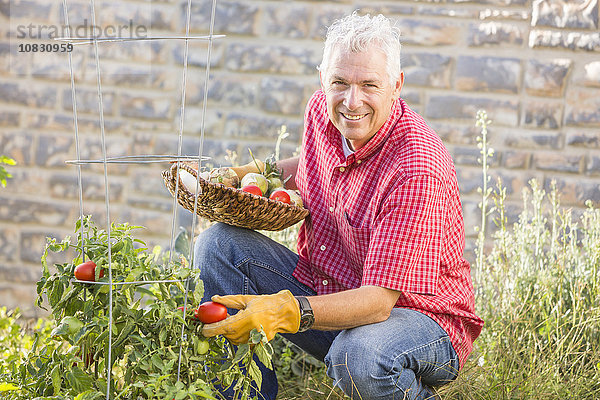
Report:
195,12,483,400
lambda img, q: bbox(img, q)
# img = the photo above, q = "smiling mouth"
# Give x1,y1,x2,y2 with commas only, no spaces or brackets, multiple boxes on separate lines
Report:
342,113,367,121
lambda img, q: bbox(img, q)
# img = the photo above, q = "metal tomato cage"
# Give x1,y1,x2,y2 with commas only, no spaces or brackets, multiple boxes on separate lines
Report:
59,0,221,397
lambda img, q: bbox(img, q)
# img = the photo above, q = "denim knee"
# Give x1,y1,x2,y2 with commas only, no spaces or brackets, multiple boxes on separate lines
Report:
325,329,384,398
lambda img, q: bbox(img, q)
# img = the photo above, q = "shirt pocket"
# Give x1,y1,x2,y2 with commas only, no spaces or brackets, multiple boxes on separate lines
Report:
336,212,372,275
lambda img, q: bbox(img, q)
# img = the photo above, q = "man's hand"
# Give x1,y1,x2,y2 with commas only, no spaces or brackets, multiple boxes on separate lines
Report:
202,290,300,344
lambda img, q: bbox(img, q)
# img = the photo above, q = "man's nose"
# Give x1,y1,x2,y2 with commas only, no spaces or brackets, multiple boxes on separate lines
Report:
343,85,362,110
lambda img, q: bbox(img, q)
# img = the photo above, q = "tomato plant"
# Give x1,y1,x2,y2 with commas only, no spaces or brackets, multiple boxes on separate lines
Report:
0,216,273,400
195,301,228,324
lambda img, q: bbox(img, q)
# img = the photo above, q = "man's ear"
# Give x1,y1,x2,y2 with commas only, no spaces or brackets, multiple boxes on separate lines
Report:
393,71,404,99
319,70,325,91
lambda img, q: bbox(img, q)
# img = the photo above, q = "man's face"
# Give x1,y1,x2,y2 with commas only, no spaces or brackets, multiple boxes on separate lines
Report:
320,44,403,151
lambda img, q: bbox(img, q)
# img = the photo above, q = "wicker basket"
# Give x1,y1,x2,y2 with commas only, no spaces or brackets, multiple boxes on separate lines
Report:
162,163,309,231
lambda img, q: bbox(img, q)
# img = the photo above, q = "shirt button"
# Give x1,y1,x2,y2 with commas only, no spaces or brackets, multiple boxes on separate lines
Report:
329,206,334,212
322,279,328,286
339,167,345,172
320,245,326,251
356,160,362,164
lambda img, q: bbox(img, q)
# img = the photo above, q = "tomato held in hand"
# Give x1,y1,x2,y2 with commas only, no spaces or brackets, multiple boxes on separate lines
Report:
74,260,104,282
195,301,227,324
241,184,263,197
269,189,291,204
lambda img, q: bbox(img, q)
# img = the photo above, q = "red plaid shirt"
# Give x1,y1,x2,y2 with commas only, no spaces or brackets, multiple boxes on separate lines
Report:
294,90,483,368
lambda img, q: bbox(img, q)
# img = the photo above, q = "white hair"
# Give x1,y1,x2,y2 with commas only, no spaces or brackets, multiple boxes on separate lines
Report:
317,11,402,86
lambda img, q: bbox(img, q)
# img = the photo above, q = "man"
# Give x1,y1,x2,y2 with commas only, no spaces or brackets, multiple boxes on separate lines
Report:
195,12,483,400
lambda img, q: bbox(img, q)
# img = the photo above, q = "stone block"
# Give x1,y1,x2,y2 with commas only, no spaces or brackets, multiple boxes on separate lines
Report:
504,130,562,149
521,100,563,129
396,19,461,46
565,88,600,127
532,0,598,29
547,176,600,207
402,52,452,88
120,94,172,120
131,167,173,198
0,195,72,226
186,0,259,35
456,167,482,196
223,112,303,142
582,61,600,87
75,136,132,176
172,41,223,68
180,106,224,136
468,22,524,47
455,55,521,93
30,50,85,81
25,113,124,134
119,208,172,234
0,283,40,317
0,228,18,263
48,172,124,202
431,123,479,146
224,43,320,75
35,134,74,167
127,197,172,213
479,8,529,21
532,152,583,173
425,95,519,126
0,266,40,284
400,89,421,106
567,131,600,148
150,3,178,31
259,78,317,116
63,88,115,116
454,146,500,167
0,81,57,108
264,4,311,39
524,59,571,97
20,229,72,266
418,6,477,18
194,74,259,107
311,7,349,40
529,29,600,51
7,0,53,22
0,131,34,165
495,170,544,198
502,150,530,169
357,4,414,16
92,62,151,88
587,155,600,176
0,111,19,127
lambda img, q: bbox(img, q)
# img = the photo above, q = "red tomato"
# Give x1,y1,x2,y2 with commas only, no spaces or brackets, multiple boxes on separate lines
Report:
241,184,263,196
269,189,291,204
74,260,104,282
195,301,227,324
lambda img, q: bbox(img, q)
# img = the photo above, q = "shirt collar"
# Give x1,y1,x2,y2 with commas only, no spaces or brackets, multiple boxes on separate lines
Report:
327,98,404,165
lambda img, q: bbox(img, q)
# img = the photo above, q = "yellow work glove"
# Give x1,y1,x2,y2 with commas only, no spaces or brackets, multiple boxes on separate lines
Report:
202,290,300,345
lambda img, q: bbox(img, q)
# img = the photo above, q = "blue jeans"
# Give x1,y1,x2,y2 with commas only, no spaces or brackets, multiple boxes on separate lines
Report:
194,223,459,400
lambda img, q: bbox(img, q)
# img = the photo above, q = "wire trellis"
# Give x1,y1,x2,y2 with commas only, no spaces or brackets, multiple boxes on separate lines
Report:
59,0,221,397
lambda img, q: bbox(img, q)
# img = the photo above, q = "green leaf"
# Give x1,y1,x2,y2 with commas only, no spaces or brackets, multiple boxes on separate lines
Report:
248,360,262,392
0,382,20,391
50,365,61,395
74,390,104,400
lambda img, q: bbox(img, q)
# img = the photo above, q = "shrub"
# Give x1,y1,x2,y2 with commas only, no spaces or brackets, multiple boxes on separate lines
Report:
438,113,600,399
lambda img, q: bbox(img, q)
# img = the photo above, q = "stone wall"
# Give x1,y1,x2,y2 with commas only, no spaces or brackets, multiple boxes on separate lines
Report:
1,0,599,316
